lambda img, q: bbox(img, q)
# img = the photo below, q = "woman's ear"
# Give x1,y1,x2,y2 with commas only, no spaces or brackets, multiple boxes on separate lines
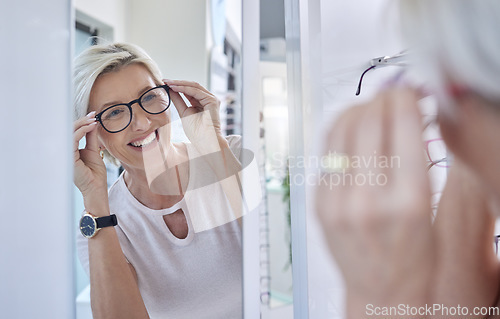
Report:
96,134,106,151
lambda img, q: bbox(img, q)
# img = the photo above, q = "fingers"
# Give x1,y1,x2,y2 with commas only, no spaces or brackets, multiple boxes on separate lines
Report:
73,111,96,131
316,88,434,303
184,94,203,109
164,79,214,96
169,85,217,108
317,88,429,223
74,122,97,145
348,95,388,222
74,112,98,151
169,90,189,117
352,95,387,180
316,105,363,225
164,79,221,122
85,123,99,151
389,89,428,185
389,88,430,212
164,80,217,106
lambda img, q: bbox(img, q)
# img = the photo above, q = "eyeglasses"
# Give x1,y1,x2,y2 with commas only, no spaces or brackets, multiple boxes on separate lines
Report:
355,50,409,96
95,84,171,133
494,235,500,255
425,138,449,169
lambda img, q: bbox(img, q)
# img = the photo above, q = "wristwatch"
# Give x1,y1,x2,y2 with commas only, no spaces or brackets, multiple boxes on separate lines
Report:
79,213,118,238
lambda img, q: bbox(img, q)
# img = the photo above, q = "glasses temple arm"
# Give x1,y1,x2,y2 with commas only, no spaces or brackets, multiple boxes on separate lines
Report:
356,65,376,96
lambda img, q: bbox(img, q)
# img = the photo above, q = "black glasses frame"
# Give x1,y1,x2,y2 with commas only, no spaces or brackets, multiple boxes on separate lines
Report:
355,50,408,96
494,235,500,255
95,84,171,133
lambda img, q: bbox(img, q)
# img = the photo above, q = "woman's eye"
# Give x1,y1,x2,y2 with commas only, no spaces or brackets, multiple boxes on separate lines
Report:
104,108,124,119
142,92,157,103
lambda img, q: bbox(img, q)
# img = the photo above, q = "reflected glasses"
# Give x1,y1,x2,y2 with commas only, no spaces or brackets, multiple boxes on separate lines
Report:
425,138,449,170
494,235,500,255
95,85,171,133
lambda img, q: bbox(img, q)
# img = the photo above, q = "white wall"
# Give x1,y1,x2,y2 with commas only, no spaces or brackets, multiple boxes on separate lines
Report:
0,0,74,318
128,0,210,87
226,0,242,44
75,0,130,42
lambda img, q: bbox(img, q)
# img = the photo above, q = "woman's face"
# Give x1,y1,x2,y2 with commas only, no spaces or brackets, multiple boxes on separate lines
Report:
88,63,171,171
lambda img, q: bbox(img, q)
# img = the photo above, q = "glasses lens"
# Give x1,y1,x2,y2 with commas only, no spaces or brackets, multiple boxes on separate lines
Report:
100,104,131,132
140,87,170,114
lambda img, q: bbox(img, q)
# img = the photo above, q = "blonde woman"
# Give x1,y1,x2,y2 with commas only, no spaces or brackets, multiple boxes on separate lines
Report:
74,43,242,319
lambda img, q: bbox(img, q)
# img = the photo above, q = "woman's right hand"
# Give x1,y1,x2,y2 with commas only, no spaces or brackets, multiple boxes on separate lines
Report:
316,88,433,317
73,111,108,200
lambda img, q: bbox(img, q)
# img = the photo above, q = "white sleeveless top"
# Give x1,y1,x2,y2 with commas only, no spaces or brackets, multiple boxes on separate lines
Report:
77,136,242,319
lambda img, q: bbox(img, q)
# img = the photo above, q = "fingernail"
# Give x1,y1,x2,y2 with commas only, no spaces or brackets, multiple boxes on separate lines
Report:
164,79,173,83
86,111,96,118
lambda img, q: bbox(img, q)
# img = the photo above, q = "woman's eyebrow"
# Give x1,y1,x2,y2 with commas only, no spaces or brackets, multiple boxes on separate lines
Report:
136,85,155,96
98,84,156,110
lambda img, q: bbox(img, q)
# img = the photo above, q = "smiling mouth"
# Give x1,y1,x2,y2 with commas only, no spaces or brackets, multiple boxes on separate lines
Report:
129,130,158,148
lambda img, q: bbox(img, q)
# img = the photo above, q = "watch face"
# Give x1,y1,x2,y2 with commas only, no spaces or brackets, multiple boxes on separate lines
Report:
80,214,96,238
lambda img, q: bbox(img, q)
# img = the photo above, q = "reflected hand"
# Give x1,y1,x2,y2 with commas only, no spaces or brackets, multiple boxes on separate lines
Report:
73,112,108,198
165,79,223,150
315,88,433,315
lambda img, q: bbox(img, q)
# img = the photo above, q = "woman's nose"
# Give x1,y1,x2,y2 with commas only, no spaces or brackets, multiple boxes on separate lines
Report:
130,105,152,131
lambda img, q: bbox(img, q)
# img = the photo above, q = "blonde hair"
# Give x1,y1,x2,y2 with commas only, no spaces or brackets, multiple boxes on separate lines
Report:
399,0,500,107
73,42,164,164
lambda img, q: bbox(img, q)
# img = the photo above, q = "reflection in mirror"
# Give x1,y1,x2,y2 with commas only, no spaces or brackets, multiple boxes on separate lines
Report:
261,67,293,307
73,1,243,318
259,0,294,316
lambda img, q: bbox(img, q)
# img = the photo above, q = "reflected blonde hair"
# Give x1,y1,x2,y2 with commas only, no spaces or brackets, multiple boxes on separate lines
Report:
399,0,500,107
73,42,164,164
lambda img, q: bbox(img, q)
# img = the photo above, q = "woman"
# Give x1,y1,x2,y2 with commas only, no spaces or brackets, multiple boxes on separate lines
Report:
74,43,243,319
316,0,500,318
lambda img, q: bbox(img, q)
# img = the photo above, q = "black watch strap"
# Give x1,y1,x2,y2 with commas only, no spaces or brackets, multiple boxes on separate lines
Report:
95,214,118,229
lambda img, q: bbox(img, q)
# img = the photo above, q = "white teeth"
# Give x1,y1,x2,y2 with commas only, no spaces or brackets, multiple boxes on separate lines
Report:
131,131,156,147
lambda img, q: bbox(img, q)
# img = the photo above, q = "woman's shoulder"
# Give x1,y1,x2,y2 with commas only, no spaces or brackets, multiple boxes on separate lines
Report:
107,171,128,202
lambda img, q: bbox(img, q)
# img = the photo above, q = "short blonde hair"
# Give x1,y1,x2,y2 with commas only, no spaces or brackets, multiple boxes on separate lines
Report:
399,0,500,106
73,42,164,164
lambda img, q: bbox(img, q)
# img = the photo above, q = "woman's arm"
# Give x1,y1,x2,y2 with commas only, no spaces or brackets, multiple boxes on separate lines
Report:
74,114,149,319
85,197,148,319
431,160,500,317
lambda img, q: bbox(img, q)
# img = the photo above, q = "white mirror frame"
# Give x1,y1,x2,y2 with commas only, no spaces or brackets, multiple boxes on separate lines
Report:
284,0,322,317
0,0,74,318
241,0,261,318
284,0,309,317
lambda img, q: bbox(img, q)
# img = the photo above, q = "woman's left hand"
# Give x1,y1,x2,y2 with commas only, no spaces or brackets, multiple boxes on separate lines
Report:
164,79,223,150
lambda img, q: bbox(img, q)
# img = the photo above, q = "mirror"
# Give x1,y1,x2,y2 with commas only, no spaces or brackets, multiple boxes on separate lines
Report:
260,64,294,309
259,0,294,316
72,1,243,318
